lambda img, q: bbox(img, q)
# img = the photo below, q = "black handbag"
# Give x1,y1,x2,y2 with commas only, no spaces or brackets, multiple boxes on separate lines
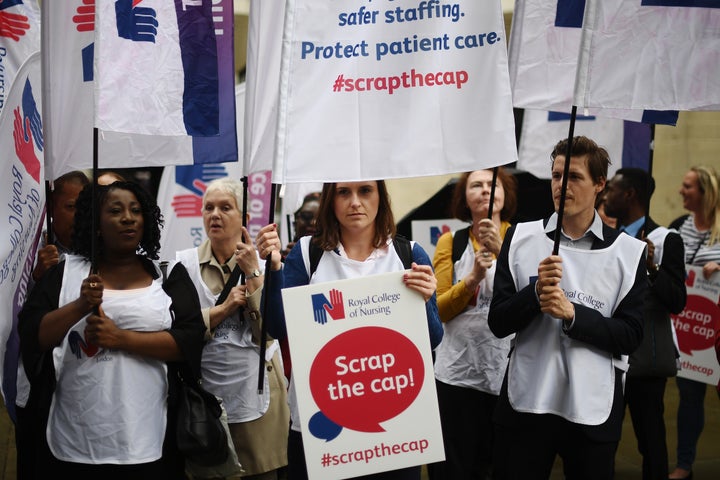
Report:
176,367,231,467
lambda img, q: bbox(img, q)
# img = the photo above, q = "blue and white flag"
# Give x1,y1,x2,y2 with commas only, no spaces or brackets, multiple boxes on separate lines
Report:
508,0,678,125
43,0,236,180
274,0,517,183
0,51,45,419
517,109,651,180
574,0,720,112
95,0,219,136
0,0,40,119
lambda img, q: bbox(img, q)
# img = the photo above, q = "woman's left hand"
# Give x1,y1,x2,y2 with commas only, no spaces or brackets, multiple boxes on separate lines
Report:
234,226,260,276
84,305,122,350
475,218,502,256
403,262,437,302
703,261,720,279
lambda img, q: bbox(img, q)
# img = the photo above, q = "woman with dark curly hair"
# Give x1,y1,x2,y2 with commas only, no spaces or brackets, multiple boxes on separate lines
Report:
19,181,205,479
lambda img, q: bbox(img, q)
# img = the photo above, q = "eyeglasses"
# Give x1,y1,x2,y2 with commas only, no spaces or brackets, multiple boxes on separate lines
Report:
296,211,316,222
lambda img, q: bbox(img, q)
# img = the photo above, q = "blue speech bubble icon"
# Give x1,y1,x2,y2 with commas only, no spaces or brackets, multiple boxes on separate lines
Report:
308,411,342,441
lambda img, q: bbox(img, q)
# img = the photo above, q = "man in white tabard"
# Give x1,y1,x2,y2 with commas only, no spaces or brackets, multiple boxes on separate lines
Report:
488,136,648,480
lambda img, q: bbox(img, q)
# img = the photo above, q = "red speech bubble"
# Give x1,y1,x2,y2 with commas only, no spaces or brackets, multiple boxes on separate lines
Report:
309,326,424,433
671,294,720,355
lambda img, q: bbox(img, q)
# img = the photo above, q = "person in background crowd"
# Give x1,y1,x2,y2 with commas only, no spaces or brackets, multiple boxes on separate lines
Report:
256,180,443,480
96,170,127,186
595,188,616,229
488,136,647,480
16,170,89,480
430,168,517,479
32,171,90,281
176,177,289,480
281,192,321,258
668,166,720,480
19,181,205,478
604,168,687,480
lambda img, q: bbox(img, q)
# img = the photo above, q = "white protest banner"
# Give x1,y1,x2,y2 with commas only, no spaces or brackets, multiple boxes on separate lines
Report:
508,0,678,125
244,0,284,175
516,109,651,180
671,266,720,386
0,51,44,416
411,218,467,260
0,0,40,119
575,0,720,112
274,0,517,183
282,271,444,479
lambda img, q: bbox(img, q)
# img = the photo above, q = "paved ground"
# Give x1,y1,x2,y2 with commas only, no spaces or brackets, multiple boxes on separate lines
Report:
0,381,717,479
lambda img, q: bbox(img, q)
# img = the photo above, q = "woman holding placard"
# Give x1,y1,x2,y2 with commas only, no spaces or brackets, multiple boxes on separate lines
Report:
668,166,720,480
256,180,443,480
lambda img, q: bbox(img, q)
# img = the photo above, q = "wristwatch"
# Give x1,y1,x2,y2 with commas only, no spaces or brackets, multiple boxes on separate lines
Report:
248,269,261,278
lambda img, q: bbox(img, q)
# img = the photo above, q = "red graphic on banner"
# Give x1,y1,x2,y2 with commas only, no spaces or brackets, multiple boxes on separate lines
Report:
309,326,424,433
672,294,720,355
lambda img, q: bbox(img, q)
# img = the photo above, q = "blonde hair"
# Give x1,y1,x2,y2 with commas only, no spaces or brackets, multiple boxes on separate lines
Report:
203,177,244,211
691,165,720,245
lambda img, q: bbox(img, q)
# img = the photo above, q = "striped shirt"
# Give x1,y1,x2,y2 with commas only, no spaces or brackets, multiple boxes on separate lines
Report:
676,215,720,266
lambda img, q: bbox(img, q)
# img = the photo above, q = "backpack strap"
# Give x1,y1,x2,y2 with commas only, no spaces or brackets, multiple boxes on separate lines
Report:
309,235,414,276
308,238,324,278
452,227,471,264
392,234,413,269
160,260,169,283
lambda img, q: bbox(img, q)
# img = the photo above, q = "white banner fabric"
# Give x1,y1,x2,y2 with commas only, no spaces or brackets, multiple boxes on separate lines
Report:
274,0,517,184
574,0,720,112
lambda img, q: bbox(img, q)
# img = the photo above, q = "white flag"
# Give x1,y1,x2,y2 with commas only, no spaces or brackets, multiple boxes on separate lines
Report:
517,109,651,180
94,0,220,136
0,0,40,120
574,0,720,112
274,0,517,184
43,0,236,180
244,0,285,176
508,0,679,124
0,51,45,416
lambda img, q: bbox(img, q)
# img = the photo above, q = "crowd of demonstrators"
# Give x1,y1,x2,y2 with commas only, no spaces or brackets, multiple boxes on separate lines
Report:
604,168,687,480
429,168,516,480
668,166,720,480
256,180,443,480
489,137,648,480
11,155,719,479
18,181,206,478
175,178,289,480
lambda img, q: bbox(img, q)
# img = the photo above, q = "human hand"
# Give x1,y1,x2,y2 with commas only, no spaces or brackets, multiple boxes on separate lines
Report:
641,237,656,271
222,284,247,316
536,256,573,320
84,305,122,349
115,0,158,42
234,227,260,275
79,273,103,312
255,223,282,261
475,218,502,255
403,263,437,302
0,10,30,41
13,106,40,183
703,261,720,280
32,244,59,281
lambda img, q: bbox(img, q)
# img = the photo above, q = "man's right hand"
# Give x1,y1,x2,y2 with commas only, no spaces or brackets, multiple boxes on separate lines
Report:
32,244,59,281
